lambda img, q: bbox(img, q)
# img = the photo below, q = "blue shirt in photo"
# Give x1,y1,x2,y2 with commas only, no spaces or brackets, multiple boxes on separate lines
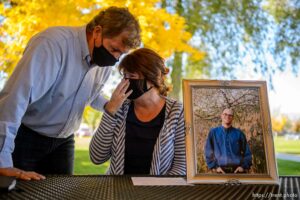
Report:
205,126,252,169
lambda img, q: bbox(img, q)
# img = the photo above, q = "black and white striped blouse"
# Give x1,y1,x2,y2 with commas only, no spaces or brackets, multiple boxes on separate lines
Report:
89,97,186,175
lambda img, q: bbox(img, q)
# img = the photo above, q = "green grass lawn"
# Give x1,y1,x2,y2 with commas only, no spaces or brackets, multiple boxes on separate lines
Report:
274,136,300,175
277,159,300,175
74,137,108,175
74,136,300,175
274,136,300,155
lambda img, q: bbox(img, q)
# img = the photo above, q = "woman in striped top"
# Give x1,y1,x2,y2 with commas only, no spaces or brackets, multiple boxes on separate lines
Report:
89,48,186,175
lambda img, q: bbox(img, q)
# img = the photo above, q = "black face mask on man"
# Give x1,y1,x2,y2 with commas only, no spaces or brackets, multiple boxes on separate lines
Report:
126,79,152,100
92,43,118,67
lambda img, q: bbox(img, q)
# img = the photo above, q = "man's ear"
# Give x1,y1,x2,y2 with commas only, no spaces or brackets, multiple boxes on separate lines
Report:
93,26,103,41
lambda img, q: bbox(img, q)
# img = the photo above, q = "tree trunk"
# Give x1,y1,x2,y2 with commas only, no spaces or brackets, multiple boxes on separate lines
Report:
170,52,183,100
170,0,184,100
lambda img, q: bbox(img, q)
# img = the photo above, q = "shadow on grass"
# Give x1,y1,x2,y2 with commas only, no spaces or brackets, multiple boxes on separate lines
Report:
74,149,109,175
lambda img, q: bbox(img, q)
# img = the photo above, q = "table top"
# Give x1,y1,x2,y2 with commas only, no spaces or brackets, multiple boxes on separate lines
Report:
0,176,299,200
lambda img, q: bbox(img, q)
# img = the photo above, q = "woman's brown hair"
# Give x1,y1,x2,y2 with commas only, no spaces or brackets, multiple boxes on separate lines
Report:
118,48,170,96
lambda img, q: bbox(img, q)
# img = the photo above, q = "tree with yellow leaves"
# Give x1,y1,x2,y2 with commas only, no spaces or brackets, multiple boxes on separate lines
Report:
0,0,204,130
0,0,204,75
271,115,293,134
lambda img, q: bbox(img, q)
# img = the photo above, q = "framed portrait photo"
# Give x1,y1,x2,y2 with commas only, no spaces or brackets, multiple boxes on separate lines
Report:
183,80,279,184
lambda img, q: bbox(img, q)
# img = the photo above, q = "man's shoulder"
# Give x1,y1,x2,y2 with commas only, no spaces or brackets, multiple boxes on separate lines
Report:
231,126,243,132
26,26,85,56
209,126,222,132
35,26,81,43
230,127,246,136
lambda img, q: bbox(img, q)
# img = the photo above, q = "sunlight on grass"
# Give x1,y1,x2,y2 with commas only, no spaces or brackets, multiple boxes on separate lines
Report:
74,137,109,175
274,136,300,155
81,162,95,166
75,137,92,150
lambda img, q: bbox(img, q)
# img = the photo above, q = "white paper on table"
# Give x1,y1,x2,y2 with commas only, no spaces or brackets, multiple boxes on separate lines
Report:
131,177,193,186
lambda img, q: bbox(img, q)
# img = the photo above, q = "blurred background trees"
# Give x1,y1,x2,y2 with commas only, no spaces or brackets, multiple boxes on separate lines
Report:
0,0,204,126
161,0,299,98
1,0,299,133
0,0,204,75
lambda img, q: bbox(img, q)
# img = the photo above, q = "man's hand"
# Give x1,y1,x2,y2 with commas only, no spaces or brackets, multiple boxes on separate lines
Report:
212,167,225,174
105,79,132,115
0,167,46,181
234,166,244,173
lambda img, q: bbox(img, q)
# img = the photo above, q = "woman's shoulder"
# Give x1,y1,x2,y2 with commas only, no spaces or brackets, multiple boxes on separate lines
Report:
165,97,183,110
164,97,183,119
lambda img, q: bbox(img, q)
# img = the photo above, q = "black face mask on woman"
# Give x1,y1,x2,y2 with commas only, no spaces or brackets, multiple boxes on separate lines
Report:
126,79,152,100
92,44,118,67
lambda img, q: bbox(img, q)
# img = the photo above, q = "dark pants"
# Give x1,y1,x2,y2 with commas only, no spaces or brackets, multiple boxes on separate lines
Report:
220,165,247,173
12,124,75,175
221,166,238,173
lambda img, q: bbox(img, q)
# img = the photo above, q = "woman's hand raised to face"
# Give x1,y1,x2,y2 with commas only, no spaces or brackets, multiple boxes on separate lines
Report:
104,79,132,116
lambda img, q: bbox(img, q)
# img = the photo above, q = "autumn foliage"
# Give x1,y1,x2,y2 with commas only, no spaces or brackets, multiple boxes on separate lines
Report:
0,0,204,75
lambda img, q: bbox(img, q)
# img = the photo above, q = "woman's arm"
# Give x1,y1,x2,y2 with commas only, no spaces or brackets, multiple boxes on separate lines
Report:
89,79,131,164
89,112,118,164
167,107,186,175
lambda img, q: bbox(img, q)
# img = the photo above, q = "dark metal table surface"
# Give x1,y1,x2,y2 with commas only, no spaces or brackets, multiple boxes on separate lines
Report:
0,176,299,200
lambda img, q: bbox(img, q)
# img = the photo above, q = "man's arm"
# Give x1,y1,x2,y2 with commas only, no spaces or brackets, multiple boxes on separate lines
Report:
240,132,252,169
0,36,61,168
204,129,218,169
89,67,112,111
0,168,45,180
90,95,108,112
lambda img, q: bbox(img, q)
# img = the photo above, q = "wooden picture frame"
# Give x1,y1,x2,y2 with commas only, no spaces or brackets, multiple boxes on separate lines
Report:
183,80,278,184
